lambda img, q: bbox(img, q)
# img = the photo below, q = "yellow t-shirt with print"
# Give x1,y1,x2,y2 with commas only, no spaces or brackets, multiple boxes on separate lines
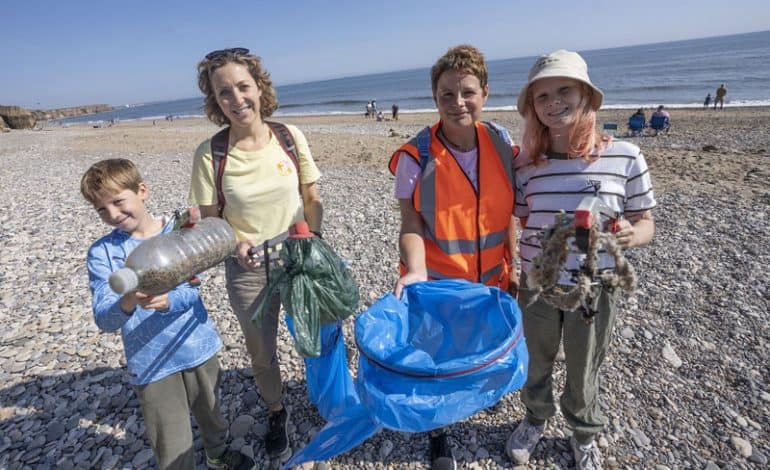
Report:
188,123,321,242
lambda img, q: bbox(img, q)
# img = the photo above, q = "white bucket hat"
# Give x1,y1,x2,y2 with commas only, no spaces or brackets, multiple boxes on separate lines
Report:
517,49,603,116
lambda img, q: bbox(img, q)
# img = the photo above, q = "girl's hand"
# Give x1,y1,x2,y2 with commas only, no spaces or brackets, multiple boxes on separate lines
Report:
394,271,427,299
236,240,262,271
135,292,170,311
614,219,637,248
618,210,655,248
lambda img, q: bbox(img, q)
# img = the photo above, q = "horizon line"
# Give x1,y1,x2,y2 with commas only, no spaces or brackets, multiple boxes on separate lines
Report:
14,28,770,111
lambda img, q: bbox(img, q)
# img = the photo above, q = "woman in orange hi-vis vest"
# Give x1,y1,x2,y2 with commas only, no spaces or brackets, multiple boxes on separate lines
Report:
388,44,519,470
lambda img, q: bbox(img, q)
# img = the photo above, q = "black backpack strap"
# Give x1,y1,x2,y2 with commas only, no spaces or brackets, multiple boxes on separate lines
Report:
210,127,230,217
266,121,302,193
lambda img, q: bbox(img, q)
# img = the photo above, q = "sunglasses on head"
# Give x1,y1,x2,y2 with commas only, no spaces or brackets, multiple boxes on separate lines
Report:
205,47,250,60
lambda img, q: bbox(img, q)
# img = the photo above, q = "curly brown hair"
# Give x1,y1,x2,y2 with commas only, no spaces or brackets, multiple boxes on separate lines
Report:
430,44,488,99
197,50,279,126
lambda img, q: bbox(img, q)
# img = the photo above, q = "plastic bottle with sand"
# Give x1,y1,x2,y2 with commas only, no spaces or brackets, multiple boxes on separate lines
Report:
109,211,236,295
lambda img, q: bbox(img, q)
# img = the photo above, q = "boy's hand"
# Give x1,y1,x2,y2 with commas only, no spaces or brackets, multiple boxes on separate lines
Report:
135,292,170,311
120,292,139,314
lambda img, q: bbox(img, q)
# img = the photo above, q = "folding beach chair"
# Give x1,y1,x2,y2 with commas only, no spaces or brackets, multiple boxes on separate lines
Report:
627,115,646,136
650,115,670,135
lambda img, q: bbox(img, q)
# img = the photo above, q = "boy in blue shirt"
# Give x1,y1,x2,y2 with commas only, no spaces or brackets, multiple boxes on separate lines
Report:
81,158,255,470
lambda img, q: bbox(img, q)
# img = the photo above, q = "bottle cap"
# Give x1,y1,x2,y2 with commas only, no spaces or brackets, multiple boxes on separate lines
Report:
289,221,313,239
109,268,139,294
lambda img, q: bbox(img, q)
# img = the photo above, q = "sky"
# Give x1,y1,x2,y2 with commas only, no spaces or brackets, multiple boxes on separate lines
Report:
2,0,768,109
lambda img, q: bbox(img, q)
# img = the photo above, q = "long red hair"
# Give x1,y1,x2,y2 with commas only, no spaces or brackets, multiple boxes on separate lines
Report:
519,83,607,167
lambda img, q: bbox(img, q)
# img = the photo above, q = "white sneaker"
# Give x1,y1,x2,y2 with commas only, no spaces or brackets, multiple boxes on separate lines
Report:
505,420,544,464
570,437,603,470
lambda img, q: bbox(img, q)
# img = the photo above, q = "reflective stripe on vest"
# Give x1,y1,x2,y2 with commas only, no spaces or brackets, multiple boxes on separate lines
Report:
480,263,503,285
428,263,502,285
423,228,508,254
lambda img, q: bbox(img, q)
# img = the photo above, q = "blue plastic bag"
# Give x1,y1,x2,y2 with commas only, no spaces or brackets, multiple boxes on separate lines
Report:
287,280,528,468
285,316,359,421
355,279,528,432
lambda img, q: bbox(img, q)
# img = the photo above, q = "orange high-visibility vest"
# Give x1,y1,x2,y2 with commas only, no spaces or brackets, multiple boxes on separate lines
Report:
388,121,516,290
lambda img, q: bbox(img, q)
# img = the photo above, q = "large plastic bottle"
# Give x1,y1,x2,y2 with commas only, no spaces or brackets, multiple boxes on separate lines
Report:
109,217,236,295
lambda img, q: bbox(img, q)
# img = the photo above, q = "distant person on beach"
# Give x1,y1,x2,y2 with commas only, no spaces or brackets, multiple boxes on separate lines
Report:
389,44,518,470
627,108,646,136
392,103,399,120
366,101,373,117
376,110,385,121
650,105,671,134
506,50,655,469
81,158,256,470
189,47,323,463
714,83,727,109
630,108,646,121
703,93,711,108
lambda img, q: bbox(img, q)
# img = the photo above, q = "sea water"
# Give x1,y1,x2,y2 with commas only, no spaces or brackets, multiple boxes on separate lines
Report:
58,30,770,124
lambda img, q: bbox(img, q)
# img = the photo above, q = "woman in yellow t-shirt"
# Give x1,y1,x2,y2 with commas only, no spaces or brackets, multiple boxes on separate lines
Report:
188,47,322,463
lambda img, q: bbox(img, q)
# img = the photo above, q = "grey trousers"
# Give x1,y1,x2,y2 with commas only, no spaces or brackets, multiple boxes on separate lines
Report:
518,274,618,444
225,258,283,409
134,355,228,470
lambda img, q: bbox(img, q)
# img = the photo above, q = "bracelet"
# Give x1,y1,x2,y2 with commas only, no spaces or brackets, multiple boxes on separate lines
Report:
310,230,323,239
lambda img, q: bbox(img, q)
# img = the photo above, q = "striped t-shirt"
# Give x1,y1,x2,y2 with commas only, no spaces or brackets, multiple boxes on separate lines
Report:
515,140,656,285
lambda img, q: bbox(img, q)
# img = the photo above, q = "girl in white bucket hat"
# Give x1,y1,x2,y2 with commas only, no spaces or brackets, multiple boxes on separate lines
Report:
506,50,657,469
517,49,604,163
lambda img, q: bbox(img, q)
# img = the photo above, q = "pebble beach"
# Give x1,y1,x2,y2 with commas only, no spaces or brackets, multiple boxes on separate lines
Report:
0,107,768,469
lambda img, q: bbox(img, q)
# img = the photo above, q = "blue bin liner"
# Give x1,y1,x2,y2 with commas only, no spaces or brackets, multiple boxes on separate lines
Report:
286,279,528,468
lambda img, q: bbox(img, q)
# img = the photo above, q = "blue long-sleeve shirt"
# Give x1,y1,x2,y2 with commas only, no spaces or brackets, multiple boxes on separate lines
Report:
86,218,222,385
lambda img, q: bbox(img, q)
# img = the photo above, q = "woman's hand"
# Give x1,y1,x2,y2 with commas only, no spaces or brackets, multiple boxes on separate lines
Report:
394,271,427,299
507,269,520,299
236,240,262,270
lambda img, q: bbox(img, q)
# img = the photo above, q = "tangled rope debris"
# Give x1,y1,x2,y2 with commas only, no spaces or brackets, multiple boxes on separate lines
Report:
526,212,637,321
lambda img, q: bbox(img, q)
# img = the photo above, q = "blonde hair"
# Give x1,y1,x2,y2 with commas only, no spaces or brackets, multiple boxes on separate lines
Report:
430,44,488,99
80,158,143,205
197,51,278,126
520,82,606,166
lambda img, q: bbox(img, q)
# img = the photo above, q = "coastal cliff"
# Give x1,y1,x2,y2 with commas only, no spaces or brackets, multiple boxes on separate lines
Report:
32,104,114,121
0,104,114,130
